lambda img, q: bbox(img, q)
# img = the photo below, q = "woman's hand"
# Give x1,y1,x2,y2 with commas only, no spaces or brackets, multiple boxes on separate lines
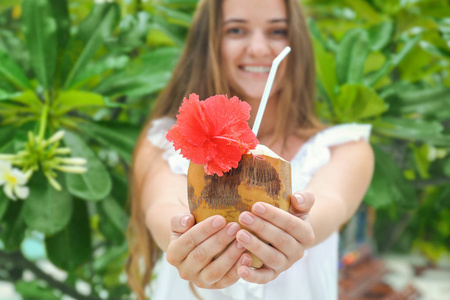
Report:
235,191,315,284
166,214,251,289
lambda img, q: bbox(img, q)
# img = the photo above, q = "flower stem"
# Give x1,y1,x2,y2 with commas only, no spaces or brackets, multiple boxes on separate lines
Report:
38,103,49,142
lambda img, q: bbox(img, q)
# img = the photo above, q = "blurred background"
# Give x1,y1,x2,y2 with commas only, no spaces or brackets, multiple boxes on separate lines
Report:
0,0,449,299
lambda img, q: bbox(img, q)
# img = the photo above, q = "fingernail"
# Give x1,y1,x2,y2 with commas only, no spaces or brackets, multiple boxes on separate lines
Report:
236,242,244,249
181,215,190,227
240,213,254,225
295,194,304,206
238,231,251,244
253,203,265,214
212,217,226,228
239,268,249,277
241,256,251,266
227,223,240,236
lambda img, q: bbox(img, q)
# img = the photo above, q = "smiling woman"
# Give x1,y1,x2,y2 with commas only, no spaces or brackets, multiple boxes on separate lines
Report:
126,0,374,299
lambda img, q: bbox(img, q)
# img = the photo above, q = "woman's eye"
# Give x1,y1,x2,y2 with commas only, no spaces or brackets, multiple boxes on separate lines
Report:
271,29,288,37
226,27,244,35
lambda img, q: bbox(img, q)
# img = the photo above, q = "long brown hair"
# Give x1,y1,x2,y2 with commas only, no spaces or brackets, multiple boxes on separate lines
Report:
126,0,322,298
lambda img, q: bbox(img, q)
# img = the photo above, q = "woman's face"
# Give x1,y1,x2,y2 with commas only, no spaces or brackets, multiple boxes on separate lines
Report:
221,0,289,103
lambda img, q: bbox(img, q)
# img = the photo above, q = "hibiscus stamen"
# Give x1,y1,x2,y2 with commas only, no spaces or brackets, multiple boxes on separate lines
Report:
212,136,250,151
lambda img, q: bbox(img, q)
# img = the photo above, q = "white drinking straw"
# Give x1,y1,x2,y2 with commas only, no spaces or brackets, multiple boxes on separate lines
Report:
252,46,291,137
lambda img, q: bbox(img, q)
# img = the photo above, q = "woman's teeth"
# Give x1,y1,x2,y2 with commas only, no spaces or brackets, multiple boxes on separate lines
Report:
243,66,271,73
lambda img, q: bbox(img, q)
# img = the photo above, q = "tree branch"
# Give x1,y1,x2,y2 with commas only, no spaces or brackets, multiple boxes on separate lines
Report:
0,250,121,300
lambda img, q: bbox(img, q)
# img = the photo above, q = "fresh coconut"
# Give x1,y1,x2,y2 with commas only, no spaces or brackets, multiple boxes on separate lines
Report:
187,144,292,268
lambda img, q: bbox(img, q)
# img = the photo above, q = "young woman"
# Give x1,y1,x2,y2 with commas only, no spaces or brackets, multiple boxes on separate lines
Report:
127,0,374,299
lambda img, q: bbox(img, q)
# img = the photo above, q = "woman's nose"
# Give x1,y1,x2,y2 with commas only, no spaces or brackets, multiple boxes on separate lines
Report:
247,31,271,58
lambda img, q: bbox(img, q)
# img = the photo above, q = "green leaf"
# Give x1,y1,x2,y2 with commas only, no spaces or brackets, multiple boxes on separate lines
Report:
79,122,140,164
23,171,73,235
420,40,450,59
336,28,371,84
0,200,26,252
0,48,31,90
11,90,42,109
364,59,392,87
436,186,450,209
63,5,117,89
102,196,129,232
372,118,443,142
93,47,181,98
391,34,421,66
364,146,417,209
0,191,10,222
389,87,450,116
110,170,129,207
312,37,338,104
155,4,192,27
93,241,128,274
48,0,70,90
368,20,394,51
148,16,185,47
15,280,59,300
63,131,112,201
97,196,128,244
45,198,92,271
335,84,388,122
22,0,57,89
0,125,16,149
53,90,105,115
344,0,385,23
49,0,70,47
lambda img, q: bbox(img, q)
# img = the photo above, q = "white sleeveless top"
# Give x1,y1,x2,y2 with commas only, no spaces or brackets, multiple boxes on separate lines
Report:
146,117,371,300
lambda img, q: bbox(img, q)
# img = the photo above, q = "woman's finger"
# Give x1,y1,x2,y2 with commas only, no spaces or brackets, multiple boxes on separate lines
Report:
290,191,315,219
170,213,195,236
239,211,306,261
184,222,241,272
166,215,227,266
199,239,248,287
237,264,277,285
235,229,288,270
249,202,315,246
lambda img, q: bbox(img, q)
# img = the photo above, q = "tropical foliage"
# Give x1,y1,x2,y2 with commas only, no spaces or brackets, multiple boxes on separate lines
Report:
0,0,449,299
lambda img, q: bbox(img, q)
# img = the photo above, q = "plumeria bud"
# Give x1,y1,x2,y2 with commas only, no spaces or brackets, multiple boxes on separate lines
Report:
16,151,29,157
28,131,35,147
0,154,16,160
54,165,88,174
23,169,33,180
47,130,65,145
53,148,71,155
45,173,62,191
56,157,87,166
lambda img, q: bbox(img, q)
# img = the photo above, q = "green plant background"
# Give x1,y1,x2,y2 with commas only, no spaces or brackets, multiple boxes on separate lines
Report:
0,0,449,299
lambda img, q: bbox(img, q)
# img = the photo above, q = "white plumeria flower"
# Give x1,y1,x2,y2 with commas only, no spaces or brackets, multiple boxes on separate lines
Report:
0,160,30,200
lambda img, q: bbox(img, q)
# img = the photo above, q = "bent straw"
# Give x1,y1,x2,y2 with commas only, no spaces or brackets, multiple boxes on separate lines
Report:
252,46,291,137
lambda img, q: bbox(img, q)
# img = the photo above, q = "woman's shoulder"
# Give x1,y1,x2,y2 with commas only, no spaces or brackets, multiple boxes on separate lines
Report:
313,123,371,146
146,117,176,150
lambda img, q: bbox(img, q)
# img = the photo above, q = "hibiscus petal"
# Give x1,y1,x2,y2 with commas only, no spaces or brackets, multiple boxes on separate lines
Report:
14,185,29,200
205,137,242,176
203,95,252,136
176,94,210,146
167,126,218,165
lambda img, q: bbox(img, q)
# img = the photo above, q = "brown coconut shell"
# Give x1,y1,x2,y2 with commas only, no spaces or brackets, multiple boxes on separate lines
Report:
187,152,292,268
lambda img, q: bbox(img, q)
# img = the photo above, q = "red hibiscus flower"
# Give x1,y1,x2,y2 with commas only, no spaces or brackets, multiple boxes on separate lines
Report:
166,93,259,176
